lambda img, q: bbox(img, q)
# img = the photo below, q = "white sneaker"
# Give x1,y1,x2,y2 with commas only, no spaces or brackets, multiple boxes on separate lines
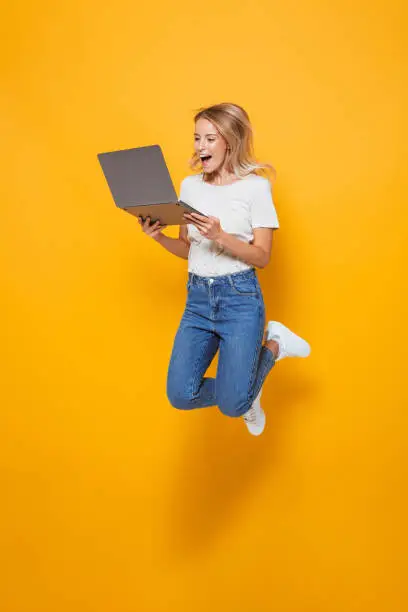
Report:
243,388,265,436
266,321,311,361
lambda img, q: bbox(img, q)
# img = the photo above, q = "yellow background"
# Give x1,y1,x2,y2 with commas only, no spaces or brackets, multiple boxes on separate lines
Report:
1,1,407,610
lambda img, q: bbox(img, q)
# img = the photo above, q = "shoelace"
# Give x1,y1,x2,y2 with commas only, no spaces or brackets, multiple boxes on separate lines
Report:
243,405,258,424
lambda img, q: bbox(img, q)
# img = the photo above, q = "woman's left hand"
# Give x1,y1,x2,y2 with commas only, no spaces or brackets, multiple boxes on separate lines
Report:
183,212,223,241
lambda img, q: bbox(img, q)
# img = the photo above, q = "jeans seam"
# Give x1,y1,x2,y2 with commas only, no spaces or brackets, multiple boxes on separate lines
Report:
189,334,215,399
247,307,266,404
228,276,258,296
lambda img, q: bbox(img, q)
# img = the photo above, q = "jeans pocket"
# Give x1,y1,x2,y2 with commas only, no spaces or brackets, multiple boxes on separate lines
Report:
229,275,258,296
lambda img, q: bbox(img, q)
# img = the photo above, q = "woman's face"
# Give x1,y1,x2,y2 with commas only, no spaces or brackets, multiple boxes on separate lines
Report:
194,118,229,175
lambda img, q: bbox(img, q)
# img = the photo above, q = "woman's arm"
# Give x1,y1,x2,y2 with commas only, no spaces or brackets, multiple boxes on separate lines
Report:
156,236,190,260
182,212,273,269
179,223,190,248
214,227,273,269
154,230,190,260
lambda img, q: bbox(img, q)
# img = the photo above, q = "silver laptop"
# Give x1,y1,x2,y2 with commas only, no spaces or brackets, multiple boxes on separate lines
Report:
97,144,208,226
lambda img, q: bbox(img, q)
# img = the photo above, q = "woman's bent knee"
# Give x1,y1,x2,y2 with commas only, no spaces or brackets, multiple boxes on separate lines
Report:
218,398,250,418
166,385,195,410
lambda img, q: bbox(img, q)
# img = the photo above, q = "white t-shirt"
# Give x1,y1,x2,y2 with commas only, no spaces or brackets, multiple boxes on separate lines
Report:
179,172,280,277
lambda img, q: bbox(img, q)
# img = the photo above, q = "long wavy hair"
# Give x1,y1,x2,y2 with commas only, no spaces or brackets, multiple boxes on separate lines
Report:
188,102,277,184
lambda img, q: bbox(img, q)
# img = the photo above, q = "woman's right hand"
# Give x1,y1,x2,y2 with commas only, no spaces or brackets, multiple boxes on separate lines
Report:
138,216,167,241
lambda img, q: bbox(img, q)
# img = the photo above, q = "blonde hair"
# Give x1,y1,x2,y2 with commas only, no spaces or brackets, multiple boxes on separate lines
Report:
188,102,277,184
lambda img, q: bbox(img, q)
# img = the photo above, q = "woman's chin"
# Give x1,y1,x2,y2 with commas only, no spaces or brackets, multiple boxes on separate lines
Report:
202,166,216,175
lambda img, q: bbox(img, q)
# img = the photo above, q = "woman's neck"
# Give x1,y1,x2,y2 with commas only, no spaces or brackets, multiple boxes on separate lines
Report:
204,169,238,186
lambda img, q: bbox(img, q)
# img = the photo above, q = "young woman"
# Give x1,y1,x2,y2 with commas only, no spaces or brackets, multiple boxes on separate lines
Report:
138,103,310,436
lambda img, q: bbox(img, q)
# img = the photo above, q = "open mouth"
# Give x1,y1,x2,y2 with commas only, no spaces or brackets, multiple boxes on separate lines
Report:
200,155,212,165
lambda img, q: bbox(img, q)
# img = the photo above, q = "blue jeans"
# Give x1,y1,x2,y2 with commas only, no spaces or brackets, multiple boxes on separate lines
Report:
166,268,276,417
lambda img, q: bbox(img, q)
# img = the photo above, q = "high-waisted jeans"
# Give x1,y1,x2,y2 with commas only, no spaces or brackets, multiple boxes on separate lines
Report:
166,268,276,418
